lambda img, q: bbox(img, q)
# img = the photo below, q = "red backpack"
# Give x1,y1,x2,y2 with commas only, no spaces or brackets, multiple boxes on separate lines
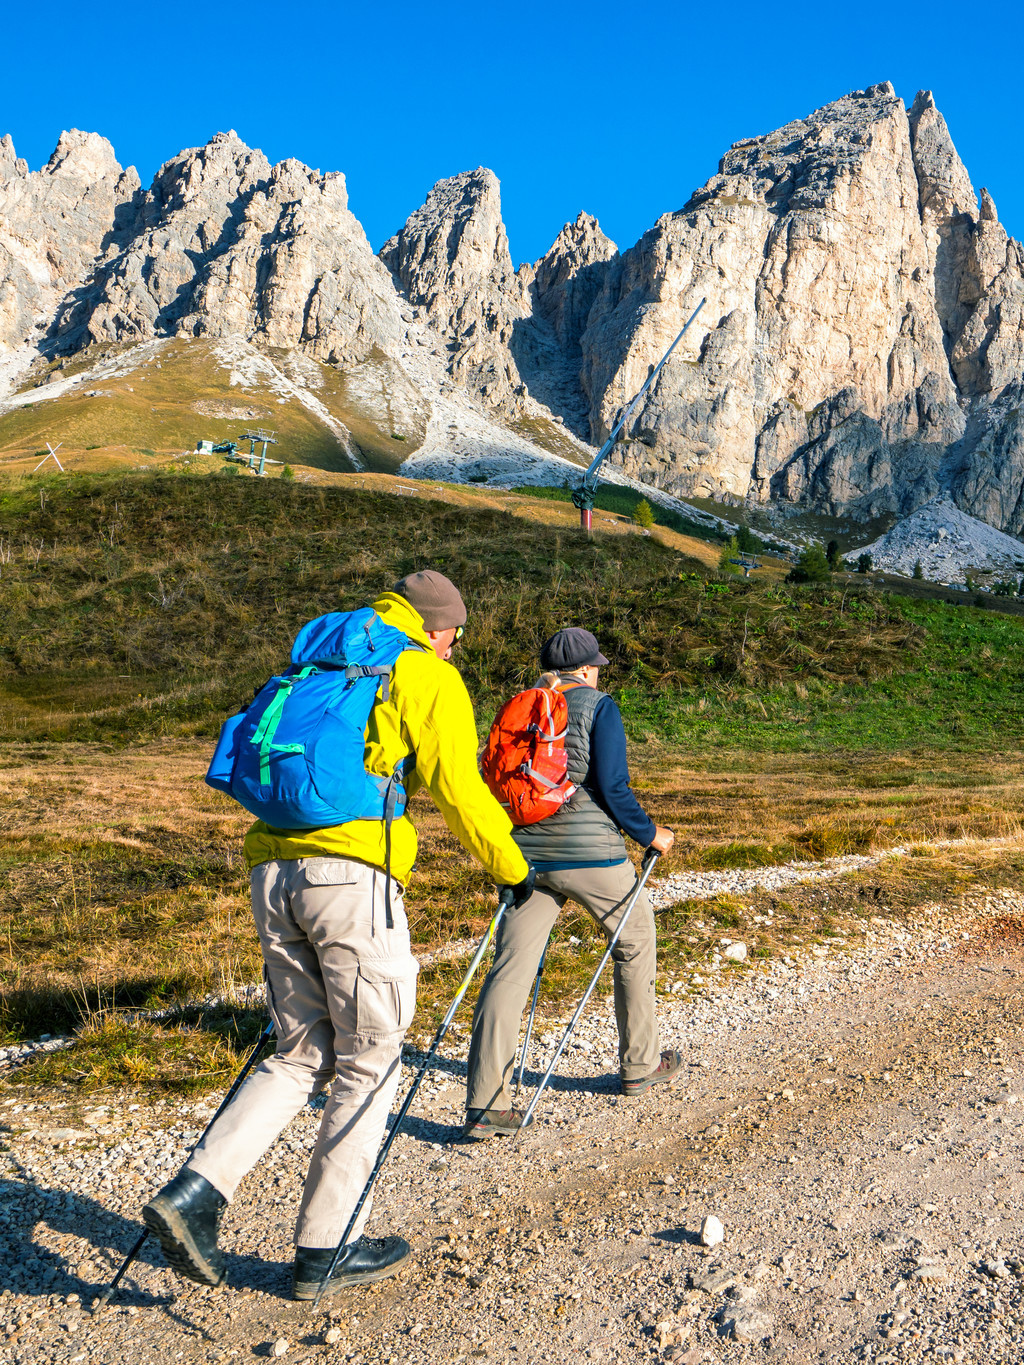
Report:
481,685,578,825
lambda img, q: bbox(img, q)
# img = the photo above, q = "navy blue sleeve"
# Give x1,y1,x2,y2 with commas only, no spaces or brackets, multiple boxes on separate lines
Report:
586,694,658,846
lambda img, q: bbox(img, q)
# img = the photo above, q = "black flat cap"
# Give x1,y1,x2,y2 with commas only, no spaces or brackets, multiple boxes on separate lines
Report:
540,627,609,671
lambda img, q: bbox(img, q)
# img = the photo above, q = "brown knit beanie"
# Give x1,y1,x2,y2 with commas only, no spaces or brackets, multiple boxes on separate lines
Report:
393,570,467,630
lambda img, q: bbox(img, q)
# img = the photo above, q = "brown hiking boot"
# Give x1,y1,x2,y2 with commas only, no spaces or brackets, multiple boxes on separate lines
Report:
463,1108,526,1140
621,1049,683,1096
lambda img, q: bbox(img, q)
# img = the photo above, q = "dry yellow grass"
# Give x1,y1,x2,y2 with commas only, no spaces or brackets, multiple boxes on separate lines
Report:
4,739,1024,1049
5,731,1024,1094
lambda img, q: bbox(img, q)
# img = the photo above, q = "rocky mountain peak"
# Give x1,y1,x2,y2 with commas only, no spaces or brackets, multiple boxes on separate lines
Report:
5,90,1024,536
689,83,908,223
0,135,28,181
532,212,618,355
42,129,405,367
0,130,138,353
145,132,271,223
577,82,1024,522
380,167,516,307
183,151,403,365
381,167,525,407
908,90,977,222
44,129,124,183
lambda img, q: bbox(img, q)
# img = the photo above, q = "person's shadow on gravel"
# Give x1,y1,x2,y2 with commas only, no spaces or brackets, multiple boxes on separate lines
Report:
0,1176,296,1307
0,1174,171,1305
406,1048,620,1098
528,1069,620,1095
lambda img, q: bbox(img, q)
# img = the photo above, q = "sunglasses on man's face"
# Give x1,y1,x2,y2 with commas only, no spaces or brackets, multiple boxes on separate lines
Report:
453,626,464,643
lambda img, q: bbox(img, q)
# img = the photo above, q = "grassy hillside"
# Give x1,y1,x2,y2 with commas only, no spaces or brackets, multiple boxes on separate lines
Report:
4,468,1024,1093
0,341,429,475
1,470,1021,753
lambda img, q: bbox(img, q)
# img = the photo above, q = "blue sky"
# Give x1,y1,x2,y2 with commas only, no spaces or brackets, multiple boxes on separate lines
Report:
3,1,1022,265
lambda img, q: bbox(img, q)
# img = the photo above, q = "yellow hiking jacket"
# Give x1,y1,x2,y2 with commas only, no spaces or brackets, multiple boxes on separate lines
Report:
244,593,528,887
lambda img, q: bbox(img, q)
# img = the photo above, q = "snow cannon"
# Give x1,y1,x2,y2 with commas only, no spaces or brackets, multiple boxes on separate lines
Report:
572,298,705,533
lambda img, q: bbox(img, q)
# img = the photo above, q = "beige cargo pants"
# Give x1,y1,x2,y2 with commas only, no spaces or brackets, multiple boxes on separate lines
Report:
466,861,659,1114
186,858,418,1249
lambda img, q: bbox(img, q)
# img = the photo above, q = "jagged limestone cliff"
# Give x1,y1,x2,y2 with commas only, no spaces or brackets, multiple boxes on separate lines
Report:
579,84,1024,526
3,86,1024,530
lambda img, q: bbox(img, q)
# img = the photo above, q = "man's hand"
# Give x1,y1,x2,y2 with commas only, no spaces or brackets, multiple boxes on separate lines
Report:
649,826,674,854
500,864,536,909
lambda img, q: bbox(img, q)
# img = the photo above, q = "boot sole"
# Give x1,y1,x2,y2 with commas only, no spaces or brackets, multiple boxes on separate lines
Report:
621,1069,682,1096
463,1123,522,1141
292,1249,412,1299
142,1196,225,1287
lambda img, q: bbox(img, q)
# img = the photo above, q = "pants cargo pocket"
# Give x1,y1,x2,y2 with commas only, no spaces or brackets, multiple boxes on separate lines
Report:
301,860,361,887
355,960,418,1038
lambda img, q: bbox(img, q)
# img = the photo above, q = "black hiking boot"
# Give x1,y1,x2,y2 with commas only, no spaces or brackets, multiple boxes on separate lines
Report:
292,1236,412,1299
142,1169,227,1287
463,1107,526,1140
621,1048,683,1096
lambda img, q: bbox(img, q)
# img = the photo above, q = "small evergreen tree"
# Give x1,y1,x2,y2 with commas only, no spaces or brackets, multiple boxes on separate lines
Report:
634,499,655,529
718,535,741,574
856,552,872,574
736,523,761,554
912,559,923,580
281,464,295,481
787,543,832,584
826,539,841,569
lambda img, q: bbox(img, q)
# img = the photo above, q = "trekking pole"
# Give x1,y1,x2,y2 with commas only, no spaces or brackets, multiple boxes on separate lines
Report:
310,887,514,1312
93,1017,276,1313
516,850,660,1135
513,938,550,1099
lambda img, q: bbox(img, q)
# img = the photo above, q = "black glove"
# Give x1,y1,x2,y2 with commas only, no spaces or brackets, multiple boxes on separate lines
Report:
500,864,536,909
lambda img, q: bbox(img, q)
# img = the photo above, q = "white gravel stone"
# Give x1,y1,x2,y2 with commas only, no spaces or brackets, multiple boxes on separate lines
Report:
700,1214,725,1247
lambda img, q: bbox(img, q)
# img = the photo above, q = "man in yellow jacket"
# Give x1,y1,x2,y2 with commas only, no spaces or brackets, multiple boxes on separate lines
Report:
141,571,530,1300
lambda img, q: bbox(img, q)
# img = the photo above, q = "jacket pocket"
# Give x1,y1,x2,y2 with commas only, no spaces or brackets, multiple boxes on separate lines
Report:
355,959,418,1038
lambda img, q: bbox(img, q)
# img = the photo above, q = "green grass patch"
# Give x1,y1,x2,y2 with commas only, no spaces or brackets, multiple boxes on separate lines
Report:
510,481,730,542
13,1007,268,1094
0,470,932,747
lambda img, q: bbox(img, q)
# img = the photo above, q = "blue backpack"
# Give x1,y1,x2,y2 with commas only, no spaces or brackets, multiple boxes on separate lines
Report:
206,608,419,835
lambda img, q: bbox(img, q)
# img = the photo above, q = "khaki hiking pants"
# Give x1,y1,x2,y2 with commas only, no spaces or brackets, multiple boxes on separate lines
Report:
466,861,659,1114
186,858,418,1249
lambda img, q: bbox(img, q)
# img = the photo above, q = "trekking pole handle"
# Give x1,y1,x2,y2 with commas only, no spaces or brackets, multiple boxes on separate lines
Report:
310,893,509,1312
517,851,660,1135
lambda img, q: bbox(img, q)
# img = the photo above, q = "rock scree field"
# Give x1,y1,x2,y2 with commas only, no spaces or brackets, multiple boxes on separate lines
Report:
2,472,1024,1364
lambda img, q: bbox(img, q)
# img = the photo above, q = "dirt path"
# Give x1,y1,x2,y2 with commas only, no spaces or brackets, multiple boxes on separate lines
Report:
3,884,1024,1365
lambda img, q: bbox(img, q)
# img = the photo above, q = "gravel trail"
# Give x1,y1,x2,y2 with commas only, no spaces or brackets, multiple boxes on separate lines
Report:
2,874,1024,1364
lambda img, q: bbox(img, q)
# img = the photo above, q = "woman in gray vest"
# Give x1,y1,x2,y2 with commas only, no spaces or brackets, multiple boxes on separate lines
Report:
465,627,679,1139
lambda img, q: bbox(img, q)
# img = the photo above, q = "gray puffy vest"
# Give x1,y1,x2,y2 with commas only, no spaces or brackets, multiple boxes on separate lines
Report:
512,682,627,866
